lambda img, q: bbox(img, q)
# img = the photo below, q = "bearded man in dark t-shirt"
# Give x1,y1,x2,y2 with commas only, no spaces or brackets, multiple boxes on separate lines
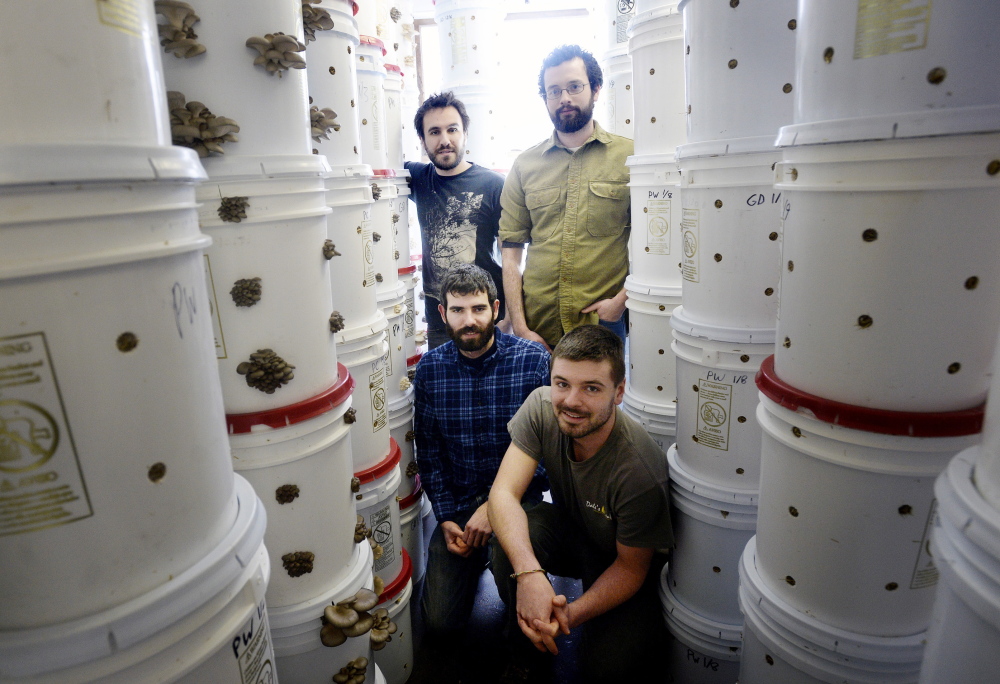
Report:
405,91,507,349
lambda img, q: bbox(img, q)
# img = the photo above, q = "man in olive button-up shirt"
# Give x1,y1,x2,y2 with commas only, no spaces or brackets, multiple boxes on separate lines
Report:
500,44,633,350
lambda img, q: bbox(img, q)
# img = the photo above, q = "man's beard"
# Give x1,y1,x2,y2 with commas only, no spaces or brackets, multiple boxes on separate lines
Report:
426,143,465,171
446,316,495,353
550,98,595,134
552,397,615,439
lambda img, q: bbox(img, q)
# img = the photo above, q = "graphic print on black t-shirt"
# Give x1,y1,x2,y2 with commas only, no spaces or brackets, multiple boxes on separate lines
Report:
424,191,484,296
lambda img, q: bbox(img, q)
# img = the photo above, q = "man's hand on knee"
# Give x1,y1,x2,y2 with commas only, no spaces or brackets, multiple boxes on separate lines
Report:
442,521,473,557
462,503,492,548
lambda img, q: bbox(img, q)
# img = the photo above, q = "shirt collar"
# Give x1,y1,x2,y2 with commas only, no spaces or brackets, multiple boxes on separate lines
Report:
543,120,611,155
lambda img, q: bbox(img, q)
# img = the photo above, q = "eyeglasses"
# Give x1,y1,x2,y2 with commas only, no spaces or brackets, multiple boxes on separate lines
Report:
544,82,589,100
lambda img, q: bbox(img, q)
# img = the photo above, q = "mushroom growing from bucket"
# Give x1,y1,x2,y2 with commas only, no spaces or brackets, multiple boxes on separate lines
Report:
245,32,307,75
167,92,240,157
301,0,335,43
155,0,206,58
236,349,295,393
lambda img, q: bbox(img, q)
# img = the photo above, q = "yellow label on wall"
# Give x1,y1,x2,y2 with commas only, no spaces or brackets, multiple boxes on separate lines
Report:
854,0,932,60
681,208,700,283
96,0,142,38
0,332,92,537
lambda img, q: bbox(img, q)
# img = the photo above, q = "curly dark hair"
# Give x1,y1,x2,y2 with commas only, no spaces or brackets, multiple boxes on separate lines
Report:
551,325,625,386
537,45,603,99
438,263,498,310
413,91,471,140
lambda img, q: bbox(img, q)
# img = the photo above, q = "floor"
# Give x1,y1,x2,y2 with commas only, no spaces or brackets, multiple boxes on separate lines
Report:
406,569,584,684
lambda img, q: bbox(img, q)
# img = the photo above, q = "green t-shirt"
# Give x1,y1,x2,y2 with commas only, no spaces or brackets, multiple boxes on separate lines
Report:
507,387,673,555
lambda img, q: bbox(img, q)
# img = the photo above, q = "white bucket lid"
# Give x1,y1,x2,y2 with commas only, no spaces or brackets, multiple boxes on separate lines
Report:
658,565,742,661
201,153,332,181
622,389,677,423
0,475,265,677
624,275,683,300
388,391,414,417
625,152,679,170
670,305,776,344
628,4,683,44
667,444,757,510
0,144,207,185
338,310,390,348
676,135,780,160
398,487,423,516
739,537,926,681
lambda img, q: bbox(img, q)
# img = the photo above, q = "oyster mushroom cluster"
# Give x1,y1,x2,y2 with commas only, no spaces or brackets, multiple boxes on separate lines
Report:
311,105,341,141
155,0,205,58
390,6,401,22
405,460,418,478
370,607,397,651
282,550,315,577
230,277,262,307
237,349,295,393
302,0,335,43
345,407,357,424
399,377,411,392
246,32,307,75
323,239,341,259
391,213,400,225
372,232,382,243
167,92,240,157
218,196,250,222
354,514,370,543
333,657,369,684
320,588,380,647
275,484,300,504
329,311,346,334
371,183,382,201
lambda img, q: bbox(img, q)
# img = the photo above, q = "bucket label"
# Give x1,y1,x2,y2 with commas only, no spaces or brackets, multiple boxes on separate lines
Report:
204,256,227,359
854,0,931,60
96,0,142,38
616,1,635,43
370,363,387,433
369,501,395,573
404,291,415,338
681,208,700,283
646,198,672,255
910,498,939,590
362,216,375,288
232,597,276,684
451,17,468,65
695,377,734,451
0,332,92,537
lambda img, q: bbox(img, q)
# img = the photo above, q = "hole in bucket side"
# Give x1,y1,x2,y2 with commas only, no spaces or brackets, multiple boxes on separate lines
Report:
736,468,745,475
148,462,166,483
965,276,979,290
117,332,139,353
785,575,796,586
885,582,899,591
899,504,912,516
948,362,962,374
788,506,798,517
788,19,796,30
765,655,775,665
823,47,834,63
737,416,747,423
712,566,721,573
276,484,300,504
857,314,874,329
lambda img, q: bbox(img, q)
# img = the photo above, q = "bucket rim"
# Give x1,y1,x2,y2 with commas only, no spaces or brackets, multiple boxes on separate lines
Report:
624,275,683,299
407,352,424,367
337,310,389,346
0,143,206,186
371,168,397,178
355,438,402,482
658,564,743,646
937,447,1000,576
671,306,776,344
677,135,779,160
398,485,423,511
667,444,758,506
625,152,679,169
359,34,387,55
377,281,408,307
377,550,413,605
226,364,355,434
326,163,375,179
758,356,984,437
201,153,331,181
622,388,677,420
388,391,414,415
398,265,417,275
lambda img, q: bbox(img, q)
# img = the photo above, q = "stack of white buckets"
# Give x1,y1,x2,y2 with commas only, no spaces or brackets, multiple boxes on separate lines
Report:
648,1,797,680
738,2,1000,683
0,3,274,682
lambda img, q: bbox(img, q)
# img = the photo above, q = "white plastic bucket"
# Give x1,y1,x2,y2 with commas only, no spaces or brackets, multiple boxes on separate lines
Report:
0,476,274,684
380,294,409,405
601,45,634,140
198,170,339,413
373,552,414,684
977,324,1000,510
420,490,437,548
671,307,774,489
917,447,1000,683
659,567,742,684
388,392,417,500
228,365,358,608
0,167,240,628
337,317,391,472
384,64,404,170
626,154,683,288
306,0,364,168
400,267,419,360
679,0,797,144
450,84,505,171
0,0,169,148
391,172,412,270
675,145,783,332
739,536,926,684
667,445,757,626
773,132,1000,412
356,440,404,584
162,0,313,161
628,5,685,157
398,489,426,584
357,36,389,171
754,356,983,636
434,0,504,89
271,540,375,683
624,279,682,405
780,0,1000,146
621,390,677,457
327,164,380,334
371,171,401,298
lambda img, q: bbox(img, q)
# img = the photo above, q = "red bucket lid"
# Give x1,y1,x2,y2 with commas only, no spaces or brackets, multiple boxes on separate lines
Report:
351,0,359,15
371,168,397,178
354,437,402,482
227,363,355,434
359,35,387,56
397,482,423,510
398,265,417,275
755,355,984,437
407,352,423,367
385,63,403,75
377,549,413,604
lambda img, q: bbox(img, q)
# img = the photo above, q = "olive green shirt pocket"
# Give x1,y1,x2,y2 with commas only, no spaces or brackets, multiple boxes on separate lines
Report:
525,186,563,243
587,180,630,237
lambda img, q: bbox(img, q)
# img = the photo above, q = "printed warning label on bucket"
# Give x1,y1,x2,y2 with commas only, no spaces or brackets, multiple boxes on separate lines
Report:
370,366,387,433
369,502,395,573
451,17,468,65
854,0,931,60
362,219,375,288
616,1,635,43
404,292,415,338
96,0,142,38
233,597,276,684
646,199,671,255
204,255,227,359
0,332,92,537
681,209,699,282
695,378,731,451
910,498,939,590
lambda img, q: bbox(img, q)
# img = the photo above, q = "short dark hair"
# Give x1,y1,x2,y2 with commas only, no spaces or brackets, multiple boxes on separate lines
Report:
438,263,498,309
537,45,603,99
413,91,470,140
551,325,625,386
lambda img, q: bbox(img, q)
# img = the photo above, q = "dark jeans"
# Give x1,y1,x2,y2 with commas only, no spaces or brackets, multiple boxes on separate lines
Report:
490,502,667,681
598,314,627,343
421,505,490,638
427,327,450,350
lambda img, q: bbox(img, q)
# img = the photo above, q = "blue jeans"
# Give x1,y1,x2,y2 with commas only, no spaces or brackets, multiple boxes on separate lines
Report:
599,314,627,343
